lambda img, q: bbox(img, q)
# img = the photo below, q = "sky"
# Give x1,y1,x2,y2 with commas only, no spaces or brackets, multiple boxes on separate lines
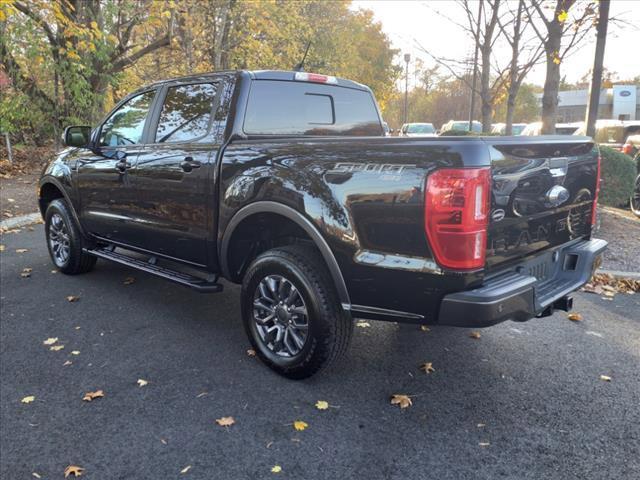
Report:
352,0,640,88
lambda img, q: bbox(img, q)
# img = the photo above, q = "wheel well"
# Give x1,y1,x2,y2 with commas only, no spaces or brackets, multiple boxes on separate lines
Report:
38,183,64,216
225,212,320,283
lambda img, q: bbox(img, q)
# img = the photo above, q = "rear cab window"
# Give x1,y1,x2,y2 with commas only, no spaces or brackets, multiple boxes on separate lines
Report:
243,80,383,136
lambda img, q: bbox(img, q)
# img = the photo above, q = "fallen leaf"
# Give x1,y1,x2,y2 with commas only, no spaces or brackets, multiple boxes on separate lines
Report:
271,465,282,473
567,313,582,321
246,348,256,357
293,420,308,431
315,400,329,410
600,375,612,382
0,245,5,252
21,395,35,404
420,325,430,332
216,416,235,427
419,362,435,374
477,423,486,428
71,350,80,355
390,394,413,409
82,390,104,402
64,465,84,477
66,295,80,302
469,331,481,339
479,442,490,447
63,360,73,366
32,473,42,479
180,465,191,474
16,248,28,253
50,345,65,351
160,438,167,445
356,321,371,328
137,378,148,387
21,267,32,278
43,337,59,345
123,277,135,285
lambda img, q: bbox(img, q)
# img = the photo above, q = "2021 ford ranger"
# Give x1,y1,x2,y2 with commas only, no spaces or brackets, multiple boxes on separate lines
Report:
39,70,607,378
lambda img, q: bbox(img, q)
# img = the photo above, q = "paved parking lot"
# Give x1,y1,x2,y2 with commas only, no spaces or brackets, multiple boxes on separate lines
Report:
1,225,639,479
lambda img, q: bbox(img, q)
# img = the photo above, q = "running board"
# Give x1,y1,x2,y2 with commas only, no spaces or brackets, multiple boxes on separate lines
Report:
85,247,223,293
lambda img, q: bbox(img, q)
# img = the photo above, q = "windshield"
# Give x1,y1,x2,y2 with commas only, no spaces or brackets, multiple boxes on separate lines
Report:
407,123,434,134
512,124,526,135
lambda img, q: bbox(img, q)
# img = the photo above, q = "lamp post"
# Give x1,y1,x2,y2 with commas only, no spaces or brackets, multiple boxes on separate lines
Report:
404,53,411,124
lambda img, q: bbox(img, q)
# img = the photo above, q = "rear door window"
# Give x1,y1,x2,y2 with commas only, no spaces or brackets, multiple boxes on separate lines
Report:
155,83,217,143
243,80,382,136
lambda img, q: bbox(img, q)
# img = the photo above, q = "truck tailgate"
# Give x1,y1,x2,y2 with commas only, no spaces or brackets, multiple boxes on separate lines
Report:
484,137,599,272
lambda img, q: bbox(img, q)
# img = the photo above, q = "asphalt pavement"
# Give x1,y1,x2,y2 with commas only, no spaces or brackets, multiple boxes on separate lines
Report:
1,225,639,480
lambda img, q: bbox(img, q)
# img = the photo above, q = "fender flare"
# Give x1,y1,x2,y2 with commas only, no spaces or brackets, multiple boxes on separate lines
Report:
220,201,351,310
38,176,86,237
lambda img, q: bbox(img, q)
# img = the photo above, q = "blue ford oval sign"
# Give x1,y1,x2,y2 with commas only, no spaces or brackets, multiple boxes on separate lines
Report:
620,90,631,97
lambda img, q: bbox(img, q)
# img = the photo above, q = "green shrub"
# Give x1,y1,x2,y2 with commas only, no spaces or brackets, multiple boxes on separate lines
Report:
598,146,636,207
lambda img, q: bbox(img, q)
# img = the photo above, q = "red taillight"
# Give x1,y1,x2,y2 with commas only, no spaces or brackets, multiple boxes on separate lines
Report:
591,155,601,226
424,168,490,270
294,72,338,84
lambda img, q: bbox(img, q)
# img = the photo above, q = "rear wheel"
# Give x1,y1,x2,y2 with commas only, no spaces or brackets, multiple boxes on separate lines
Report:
241,245,352,379
45,199,96,274
631,174,640,218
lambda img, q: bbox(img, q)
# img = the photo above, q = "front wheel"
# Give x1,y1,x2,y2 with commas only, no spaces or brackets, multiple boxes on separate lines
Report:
45,199,96,274
631,174,640,218
241,245,352,379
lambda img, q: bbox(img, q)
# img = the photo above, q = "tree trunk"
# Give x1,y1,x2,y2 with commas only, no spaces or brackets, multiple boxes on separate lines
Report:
541,25,562,134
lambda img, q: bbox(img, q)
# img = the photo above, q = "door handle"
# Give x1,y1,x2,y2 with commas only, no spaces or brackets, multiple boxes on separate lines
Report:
115,160,130,172
180,157,201,172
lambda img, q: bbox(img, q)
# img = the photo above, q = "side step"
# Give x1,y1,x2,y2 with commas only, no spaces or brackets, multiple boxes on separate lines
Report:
85,247,223,293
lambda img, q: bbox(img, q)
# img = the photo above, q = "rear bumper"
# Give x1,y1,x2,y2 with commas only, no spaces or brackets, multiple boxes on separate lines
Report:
439,238,607,328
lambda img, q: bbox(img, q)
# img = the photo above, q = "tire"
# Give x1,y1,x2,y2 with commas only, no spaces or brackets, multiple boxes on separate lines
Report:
631,174,640,218
44,198,97,274
241,245,353,379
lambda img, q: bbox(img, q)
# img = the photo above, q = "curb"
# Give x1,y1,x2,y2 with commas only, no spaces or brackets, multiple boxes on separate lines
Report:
596,269,640,280
0,212,41,230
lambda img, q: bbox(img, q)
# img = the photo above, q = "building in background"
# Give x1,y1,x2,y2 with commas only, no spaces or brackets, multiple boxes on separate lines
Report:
537,85,639,122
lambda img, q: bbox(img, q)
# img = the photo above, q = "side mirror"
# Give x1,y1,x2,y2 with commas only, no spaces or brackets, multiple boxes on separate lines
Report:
63,126,91,148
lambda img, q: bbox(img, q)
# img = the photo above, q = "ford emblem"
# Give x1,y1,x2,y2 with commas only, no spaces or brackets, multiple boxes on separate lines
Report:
544,185,570,207
620,90,631,97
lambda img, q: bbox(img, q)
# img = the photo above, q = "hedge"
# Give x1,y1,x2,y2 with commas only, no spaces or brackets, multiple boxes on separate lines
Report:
598,146,636,207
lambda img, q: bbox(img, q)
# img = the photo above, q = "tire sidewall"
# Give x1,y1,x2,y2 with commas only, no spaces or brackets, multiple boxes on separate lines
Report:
241,254,325,371
45,202,73,270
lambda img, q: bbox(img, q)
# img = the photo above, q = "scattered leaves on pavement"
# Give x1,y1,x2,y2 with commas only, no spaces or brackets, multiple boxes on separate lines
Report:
390,394,413,409
50,345,64,351
420,325,430,332
216,416,235,427
15,248,28,253
21,396,35,404
64,465,84,477
356,321,371,328
180,465,191,474
66,295,80,302
469,331,481,339
583,274,639,295
600,375,612,382
123,277,135,285
43,337,58,345
419,362,435,374
271,465,282,473
21,267,32,278
567,313,582,321
293,420,308,431
315,400,329,410
82,390,104,402
246,349,256,357
137,378,148,387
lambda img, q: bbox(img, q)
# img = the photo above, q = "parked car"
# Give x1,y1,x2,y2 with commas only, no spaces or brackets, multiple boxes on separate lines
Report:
521,121,582,136
399,122,436,137
491,123,527,135
440,120,482,134
574,120,640,152
622,133,640,157
39,70,606,378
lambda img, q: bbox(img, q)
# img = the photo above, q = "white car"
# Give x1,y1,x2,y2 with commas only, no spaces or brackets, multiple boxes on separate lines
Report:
399,122,437,137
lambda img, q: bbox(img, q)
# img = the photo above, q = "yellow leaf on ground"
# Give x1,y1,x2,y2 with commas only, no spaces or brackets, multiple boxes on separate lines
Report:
82,390,104,402
137,378,148,387
43,337,58,345
246,349,256,357
0,245,5,252
180,465,191,474
21,395,35,404
21,268,32,278
16,248,28,253
600,375,612,382
293,420,308,431
123,277,136,285
66,295,80,302
420,362,435,374
420,325,430,332
356,321,371,328
315,400,329,410
64,465,84,477
50,345,64,351
479,442,490,447
63,360,73,366
469,331,481,339
567,313,582,321
71,351,80,355
32,472,42,479
216,416,235,427
271,465,282,473
390,394,413,408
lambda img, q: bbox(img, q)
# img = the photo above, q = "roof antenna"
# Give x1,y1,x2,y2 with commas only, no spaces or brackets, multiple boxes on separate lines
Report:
294,41,312,72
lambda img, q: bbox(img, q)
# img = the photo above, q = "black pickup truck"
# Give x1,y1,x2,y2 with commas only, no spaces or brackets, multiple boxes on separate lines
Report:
39,70,606,378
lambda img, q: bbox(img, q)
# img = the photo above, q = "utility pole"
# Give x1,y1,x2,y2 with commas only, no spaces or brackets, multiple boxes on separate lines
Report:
468,0,483,131
585,0,610,138
404,53,411,124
